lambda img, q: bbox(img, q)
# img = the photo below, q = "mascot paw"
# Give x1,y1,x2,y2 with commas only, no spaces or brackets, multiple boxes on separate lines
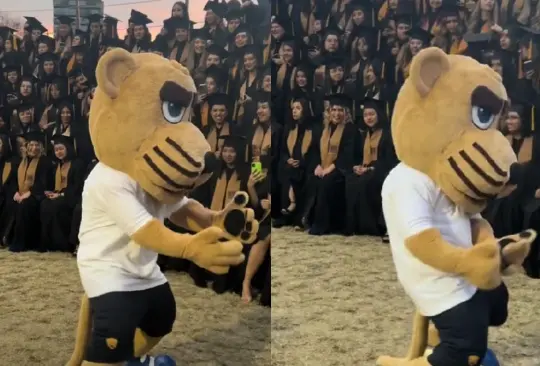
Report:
499,229,536,267
187,227,245,275
460,240,501,290
214,191,260,244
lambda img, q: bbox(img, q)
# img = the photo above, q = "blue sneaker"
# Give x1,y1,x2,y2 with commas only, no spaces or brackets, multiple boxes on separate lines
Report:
482,348,500,366
154,355,177,365
125,355,176,366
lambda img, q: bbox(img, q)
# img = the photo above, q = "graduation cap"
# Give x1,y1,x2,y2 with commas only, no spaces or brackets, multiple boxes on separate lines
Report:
206,44,228,59
226,8,245,21
439,2,460,18
405,26,433,44
57,15,75,25
350,25,379,44
218,134,247,150
51,134,74,147
361,97,386,112
164,17,193,33
254,90,272,104
74,29,86,37
207,92,231,109
205,65,228,85
233,23,252,37
271,14,289,29
242,44,262,58
87,13,103,24
326,93,354,109
463,33,498,62
101,37,126,49
71,44,88,53
191,28,209,41
324,23,345,38
18,103,35,113
0,26,17,38
24,131,46,144
3,63,21,74
103,15,120,25
25,16,48,33
151,37,168,54
394,13,414,26
130,10,153,26
204,1,228,18
37,34,54,46
40,52,59,63
323,55,346,69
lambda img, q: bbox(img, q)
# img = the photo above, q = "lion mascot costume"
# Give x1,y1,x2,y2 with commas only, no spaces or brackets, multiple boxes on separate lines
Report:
377,47,537,366
65,49,260,366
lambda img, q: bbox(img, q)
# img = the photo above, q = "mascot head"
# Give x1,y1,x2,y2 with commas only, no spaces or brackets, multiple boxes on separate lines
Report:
392,47,517,214
90,49,215,203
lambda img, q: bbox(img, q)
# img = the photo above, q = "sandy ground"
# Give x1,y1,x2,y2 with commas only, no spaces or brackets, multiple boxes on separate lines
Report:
272,227,540,366
0,250,270,366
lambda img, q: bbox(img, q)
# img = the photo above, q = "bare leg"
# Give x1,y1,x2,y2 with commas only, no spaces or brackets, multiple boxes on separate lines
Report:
242,237,270,303
281,186,296,214
133,328,163,357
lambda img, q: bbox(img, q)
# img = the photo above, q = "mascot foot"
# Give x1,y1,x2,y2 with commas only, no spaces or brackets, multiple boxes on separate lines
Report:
126,355,176,365
376,356,432,366
500,230,536,266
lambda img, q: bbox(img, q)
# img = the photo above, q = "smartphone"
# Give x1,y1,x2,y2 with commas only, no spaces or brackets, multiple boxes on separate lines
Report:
251,161,262,175
524,60,534,73
198,83,208,95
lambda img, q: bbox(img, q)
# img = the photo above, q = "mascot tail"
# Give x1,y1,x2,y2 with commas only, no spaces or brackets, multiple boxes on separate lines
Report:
66,294,92,366
404,311,429,359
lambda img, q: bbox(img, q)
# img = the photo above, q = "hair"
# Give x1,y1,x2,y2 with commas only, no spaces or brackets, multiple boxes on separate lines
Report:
466,0,500,35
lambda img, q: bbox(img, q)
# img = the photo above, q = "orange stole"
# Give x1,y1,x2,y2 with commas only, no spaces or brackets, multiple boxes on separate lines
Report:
210,170,241,211
450,39,468,54
252,123,272,159
54,161,71,192
320,123,345,169
2,162,12,185
206,123,231,153
362,129,383,166
507,135,533,163
17,157,39,194
287,126,313,157
200,101,209,128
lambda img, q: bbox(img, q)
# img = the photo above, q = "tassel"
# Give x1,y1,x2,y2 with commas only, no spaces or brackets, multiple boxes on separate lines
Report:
528,39,533,60
532,106,535,132
518,53,523,79
382,61,386,81
377,30,381,52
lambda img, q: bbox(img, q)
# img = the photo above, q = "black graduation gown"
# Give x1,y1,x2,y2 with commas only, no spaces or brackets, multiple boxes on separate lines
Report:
9,156,51,252
305,122,355,234
344,127,397,235
40,158,86,252
0,157,18,244
70,160,97,251
277,122,316,225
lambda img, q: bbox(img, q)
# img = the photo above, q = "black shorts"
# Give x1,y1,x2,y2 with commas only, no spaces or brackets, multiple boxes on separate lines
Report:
85,282,176,363
428,283,509,366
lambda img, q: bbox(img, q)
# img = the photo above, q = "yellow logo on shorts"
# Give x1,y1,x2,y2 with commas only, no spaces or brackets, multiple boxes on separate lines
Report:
468,355,480,365
106,338,118,350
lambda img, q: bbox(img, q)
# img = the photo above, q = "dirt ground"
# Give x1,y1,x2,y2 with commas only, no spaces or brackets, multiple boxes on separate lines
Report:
0,250,270,366
272,227,540,366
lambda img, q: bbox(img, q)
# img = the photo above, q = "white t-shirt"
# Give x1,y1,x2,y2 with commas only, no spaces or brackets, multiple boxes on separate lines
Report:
77,163,189,298
381,163,477,317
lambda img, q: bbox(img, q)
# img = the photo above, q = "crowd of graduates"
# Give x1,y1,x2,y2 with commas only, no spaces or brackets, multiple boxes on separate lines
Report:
269,0,540,275
0,0,271,306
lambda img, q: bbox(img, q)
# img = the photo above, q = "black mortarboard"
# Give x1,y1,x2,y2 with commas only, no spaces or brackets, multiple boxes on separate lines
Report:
3,63,21,73
130,10,152,26
71,44,88,53
218,134,246,149
52,76,68,86
361,97,386,112
314,10,327,22
405,26,433,44
87,13,103,24
439,2,460,18
103,15,120,25
205,65,228,84
226,8,244,21
191,28,209,40
233,23,252,36
271,14,289,29
326,93,353,109
0,26,17,38
463,33,498,61
204,1,228,18
57,16,74,25
101,37,126,48
207,93,231,109
25,17,48,33
151,37,168,53
242,44,262,58
255,90,272,104
38,34,55,46
324,23,345,38
24,131,46,144
350,25,379,43
74,29,86,37
346,0,374,14
40,52,59,63
206,44,229,59
394,13,414,26
164,17,193,33
323,55,346,69
18,103,35,113
52,134,74,147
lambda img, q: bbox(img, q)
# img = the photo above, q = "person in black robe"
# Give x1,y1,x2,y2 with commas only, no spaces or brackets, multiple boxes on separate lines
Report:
8,131,51,252
40,135,85,252
202,93,235,156
304,94,355,235
275,96,316,227
0,134,17,247
71,159,98,256
187,135,250,292
344,97,397,236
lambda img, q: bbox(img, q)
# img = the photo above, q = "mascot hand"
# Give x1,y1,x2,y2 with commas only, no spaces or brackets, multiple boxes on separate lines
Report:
457,240,502,290
183,227,245,274
212,191,259,244
499,229,536,267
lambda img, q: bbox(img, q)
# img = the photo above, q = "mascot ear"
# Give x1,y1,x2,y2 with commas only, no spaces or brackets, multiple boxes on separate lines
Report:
96,48,137,99
409,47,450,98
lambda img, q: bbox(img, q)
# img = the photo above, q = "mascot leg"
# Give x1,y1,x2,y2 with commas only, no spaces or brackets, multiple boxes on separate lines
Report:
67,295,92,366
133,328,163,357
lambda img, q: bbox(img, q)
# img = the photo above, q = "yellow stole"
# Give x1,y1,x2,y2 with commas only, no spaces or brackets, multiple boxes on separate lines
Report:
507,135,533,163
287,126,313,157
362,129,383,166
234,72,257,120
276,63,290,89
481,22,492,33
206,123,231,153
17,157,39,194
210,170,241,211
2,162,12,185
54,161,71,192
168,42,190,63
450,39,468,54
320,123,345,169
200,101,209,128
300,11,316,36
252,123,272,159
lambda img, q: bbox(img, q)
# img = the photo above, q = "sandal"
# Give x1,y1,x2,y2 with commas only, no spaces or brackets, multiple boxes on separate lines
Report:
281,202,296,216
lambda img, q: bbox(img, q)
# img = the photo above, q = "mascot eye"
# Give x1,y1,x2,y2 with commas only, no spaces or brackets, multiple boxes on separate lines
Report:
162,101,186,124
471,105,495,130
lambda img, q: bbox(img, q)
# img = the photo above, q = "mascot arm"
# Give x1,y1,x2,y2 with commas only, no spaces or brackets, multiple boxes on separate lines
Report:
169,198,215,233
470,214,495,243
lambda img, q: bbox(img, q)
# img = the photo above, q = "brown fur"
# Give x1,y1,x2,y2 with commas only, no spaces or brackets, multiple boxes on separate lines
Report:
377,48,537,366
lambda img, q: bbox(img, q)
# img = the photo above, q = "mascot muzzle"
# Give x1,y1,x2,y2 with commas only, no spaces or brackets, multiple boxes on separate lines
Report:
434,129,518,214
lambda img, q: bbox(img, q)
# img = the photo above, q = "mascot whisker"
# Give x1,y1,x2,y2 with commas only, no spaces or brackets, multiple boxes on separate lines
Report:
377,47,536,366
65,49,259,366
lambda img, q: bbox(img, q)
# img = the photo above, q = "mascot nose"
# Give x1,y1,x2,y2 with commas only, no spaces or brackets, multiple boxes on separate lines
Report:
202,151,218,174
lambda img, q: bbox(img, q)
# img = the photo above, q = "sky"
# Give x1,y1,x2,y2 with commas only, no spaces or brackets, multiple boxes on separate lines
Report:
0,0,207,37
